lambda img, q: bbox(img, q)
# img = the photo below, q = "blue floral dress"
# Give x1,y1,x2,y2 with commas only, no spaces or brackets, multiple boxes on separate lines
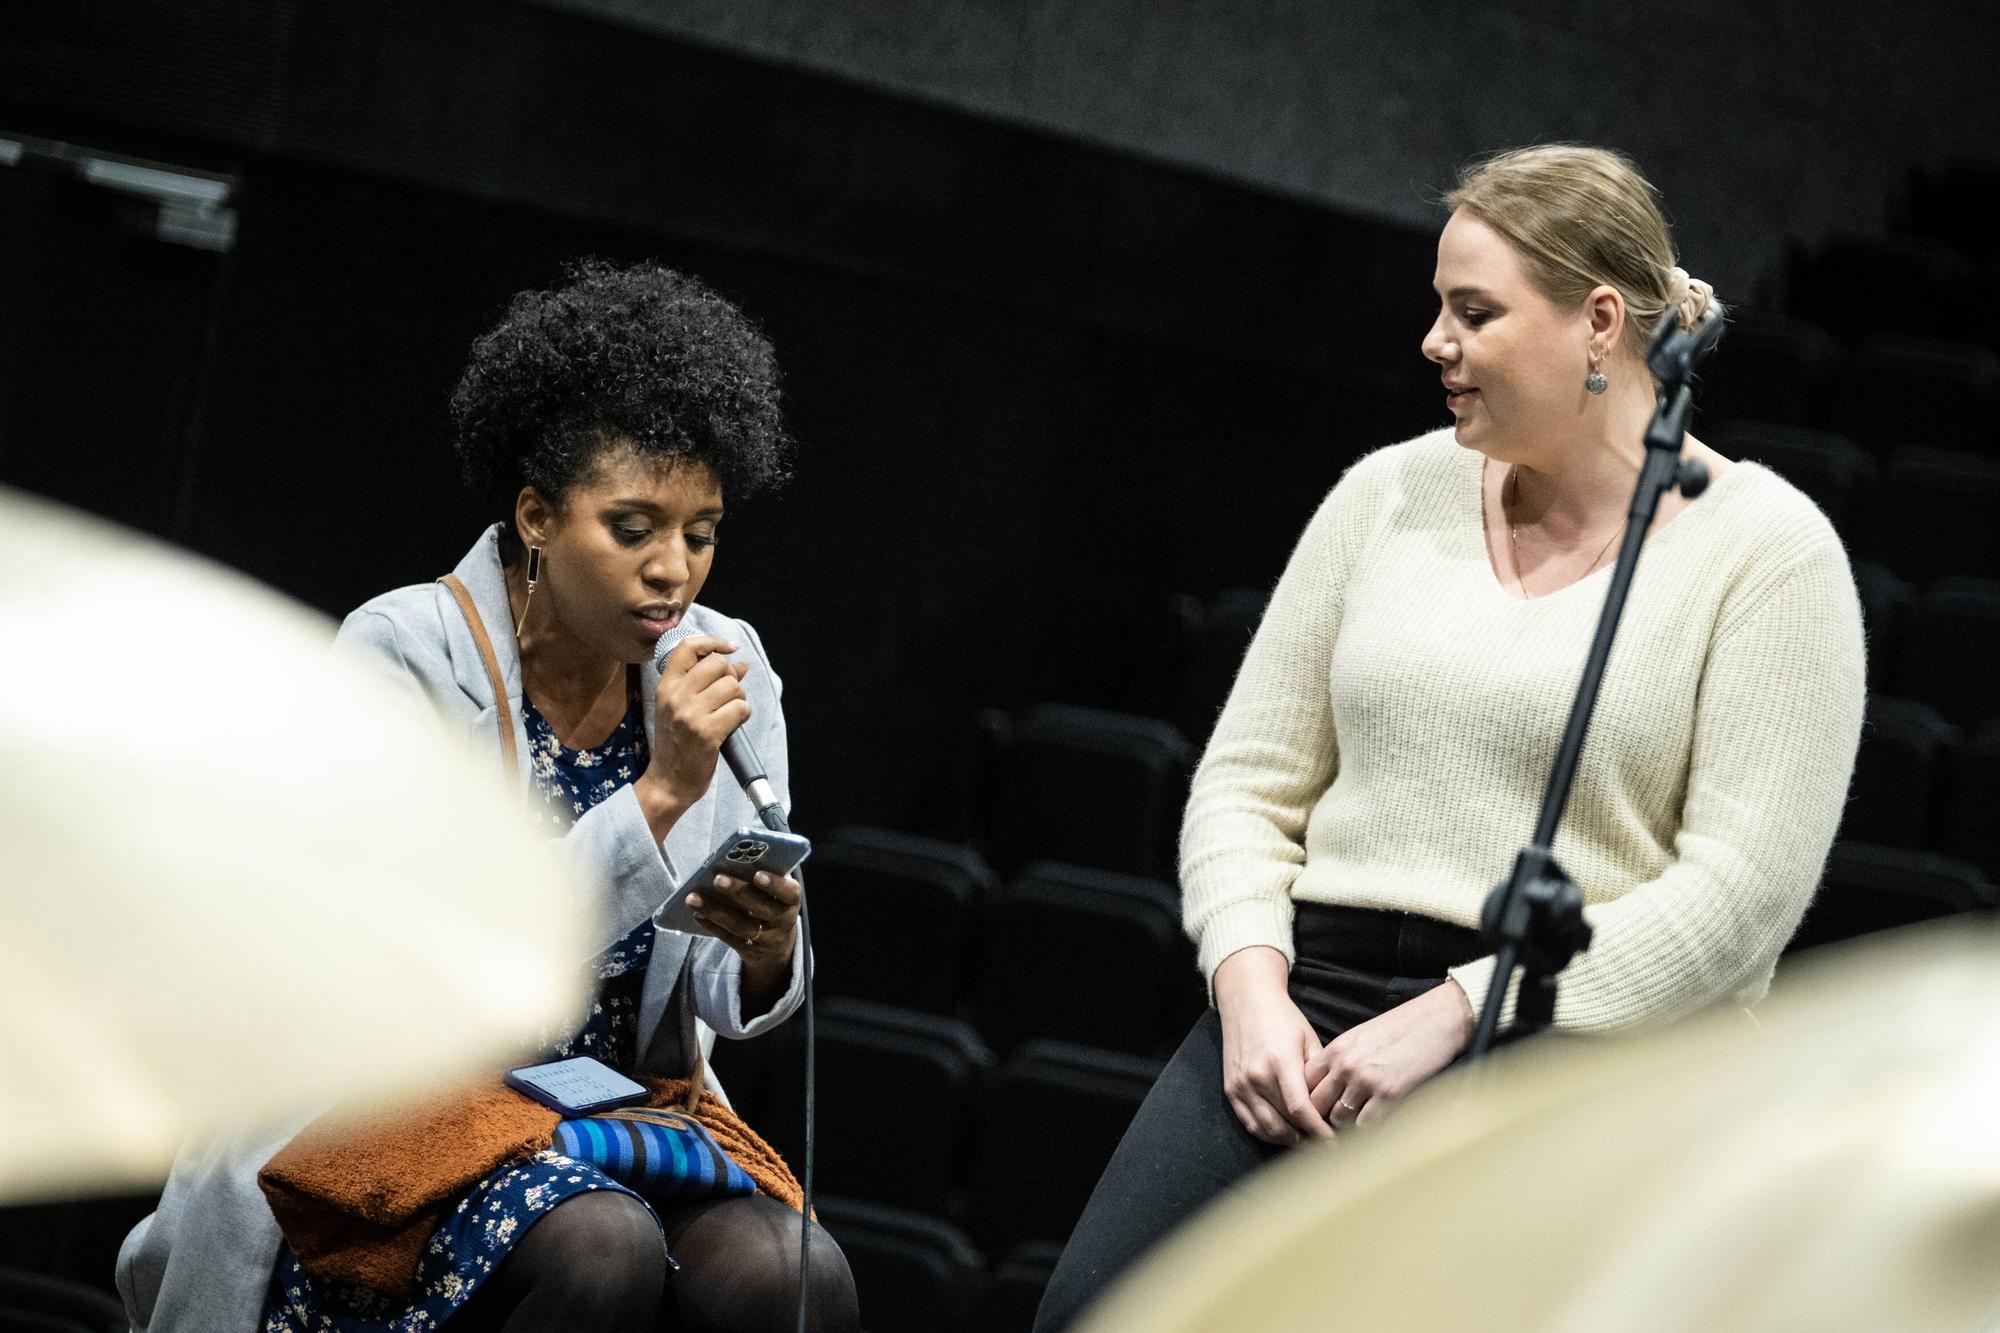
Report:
264,676,668,1331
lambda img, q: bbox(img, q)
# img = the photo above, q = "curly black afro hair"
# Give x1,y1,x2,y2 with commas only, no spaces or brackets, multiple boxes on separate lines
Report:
448,259,792,545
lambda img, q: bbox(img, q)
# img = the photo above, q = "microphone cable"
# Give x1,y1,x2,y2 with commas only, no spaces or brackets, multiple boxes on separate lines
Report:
656,624,814,1329
756,803,814,1333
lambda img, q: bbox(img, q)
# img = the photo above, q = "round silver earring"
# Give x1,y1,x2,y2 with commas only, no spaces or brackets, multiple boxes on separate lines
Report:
1585,367,1608,395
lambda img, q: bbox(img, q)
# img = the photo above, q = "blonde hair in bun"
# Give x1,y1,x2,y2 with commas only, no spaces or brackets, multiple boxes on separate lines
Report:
1446,144,1724,359
1665,265,1717,331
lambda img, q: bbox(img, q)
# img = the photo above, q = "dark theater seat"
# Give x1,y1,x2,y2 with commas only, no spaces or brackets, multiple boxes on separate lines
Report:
1896,578,2000,728
976,1242,1066,1333
975,862,1196,1058
1863,449,2000,584
1853,560,1917,694
0,1268,126,1333
966,1041,1161,1255
1710,421,1873,542
1698,312,1839,430
1172,587,1269,746
1842,697,1959,849
1789,842,1997,953
804,827,998,1016
1842,336,2000,459
815,1197,984,1333
991,705,1194,879
762,1000,994,1218
1940,720,2000,883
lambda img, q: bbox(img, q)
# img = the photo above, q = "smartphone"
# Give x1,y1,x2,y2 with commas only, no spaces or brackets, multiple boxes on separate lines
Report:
655,826,813,937
505,1054,650,1115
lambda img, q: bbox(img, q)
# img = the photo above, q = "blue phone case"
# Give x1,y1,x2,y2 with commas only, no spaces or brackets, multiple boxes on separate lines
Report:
505,1055,650,1115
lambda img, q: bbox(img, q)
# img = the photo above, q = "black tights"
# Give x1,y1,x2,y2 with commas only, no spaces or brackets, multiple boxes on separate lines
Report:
452,1190,859,1333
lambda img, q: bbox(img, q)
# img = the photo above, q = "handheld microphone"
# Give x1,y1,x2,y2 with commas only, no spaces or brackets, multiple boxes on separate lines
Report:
652,620,788,832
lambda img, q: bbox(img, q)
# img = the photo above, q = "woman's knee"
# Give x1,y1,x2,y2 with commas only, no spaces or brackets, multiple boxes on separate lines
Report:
792,1223,859,1333
514,1189,668,1296
666,1198,857,1333
722,1223,855,1333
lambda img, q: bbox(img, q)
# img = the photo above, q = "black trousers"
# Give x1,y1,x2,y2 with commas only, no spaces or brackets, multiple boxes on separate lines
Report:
1033,905,1485,1332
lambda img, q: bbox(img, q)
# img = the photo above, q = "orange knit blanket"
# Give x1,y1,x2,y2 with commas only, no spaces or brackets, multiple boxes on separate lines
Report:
258,1076,803,1296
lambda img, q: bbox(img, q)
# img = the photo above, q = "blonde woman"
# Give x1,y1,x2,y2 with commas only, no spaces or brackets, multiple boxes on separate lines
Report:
1035,145,1865,1330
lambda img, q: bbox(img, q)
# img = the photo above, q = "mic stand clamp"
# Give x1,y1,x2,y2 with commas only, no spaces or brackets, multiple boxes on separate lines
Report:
1475,845,1592,1049
1465,311,1725,1060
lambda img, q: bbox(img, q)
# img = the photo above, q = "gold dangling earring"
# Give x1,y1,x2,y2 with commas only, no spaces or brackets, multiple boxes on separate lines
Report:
515,544,542,639
1585,351,1608,396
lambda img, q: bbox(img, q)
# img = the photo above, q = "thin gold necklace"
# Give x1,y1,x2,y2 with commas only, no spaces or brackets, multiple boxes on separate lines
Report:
1506,464,1624,599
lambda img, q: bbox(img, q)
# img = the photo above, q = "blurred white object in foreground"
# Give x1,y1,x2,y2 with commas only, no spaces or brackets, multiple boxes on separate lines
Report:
1082,919,2000,1332
0,488,591,1201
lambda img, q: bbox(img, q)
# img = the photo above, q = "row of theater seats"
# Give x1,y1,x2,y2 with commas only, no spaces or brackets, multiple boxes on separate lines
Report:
1846,697,2000,871
980,658,2000,891
1718,206,2000,953
723,1001,1162,1332
985,680,2000,902
1695,424,2000,749
811,832,1204,1054
1708,420,2000,589
816,1202,1062,1333
1178,568,2000,770
717,827,1202,1328
1699,320,1999,456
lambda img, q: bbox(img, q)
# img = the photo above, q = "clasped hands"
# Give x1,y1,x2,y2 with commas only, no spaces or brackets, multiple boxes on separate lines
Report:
1216,945,1474,1146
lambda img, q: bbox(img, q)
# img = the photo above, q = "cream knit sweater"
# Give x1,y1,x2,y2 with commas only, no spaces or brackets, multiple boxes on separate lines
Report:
1180,428,1867,1032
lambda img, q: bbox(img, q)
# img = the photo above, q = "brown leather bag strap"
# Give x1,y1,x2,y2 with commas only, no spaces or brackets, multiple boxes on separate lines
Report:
439,573,519,783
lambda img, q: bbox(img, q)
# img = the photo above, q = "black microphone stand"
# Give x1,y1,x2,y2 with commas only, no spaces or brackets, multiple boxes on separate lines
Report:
1465,311,1725,1060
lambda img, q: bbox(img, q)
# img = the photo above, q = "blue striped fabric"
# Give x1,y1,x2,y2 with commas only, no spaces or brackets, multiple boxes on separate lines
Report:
552,1110,756,1203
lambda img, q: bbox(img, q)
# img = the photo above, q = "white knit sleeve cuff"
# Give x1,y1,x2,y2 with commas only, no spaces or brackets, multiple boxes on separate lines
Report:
1196,896,1298,998
1446,955,1522,1031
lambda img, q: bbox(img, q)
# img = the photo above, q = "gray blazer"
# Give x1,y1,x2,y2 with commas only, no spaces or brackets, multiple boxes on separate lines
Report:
115,525,807,1332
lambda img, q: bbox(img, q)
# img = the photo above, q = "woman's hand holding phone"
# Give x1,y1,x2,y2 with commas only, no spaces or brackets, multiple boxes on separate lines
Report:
687,868,802,1017
685,868,801,965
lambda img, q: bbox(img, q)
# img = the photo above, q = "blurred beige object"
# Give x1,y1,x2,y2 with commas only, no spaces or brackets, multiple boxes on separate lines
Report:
0,488,592,1202
1081,919,2000,1332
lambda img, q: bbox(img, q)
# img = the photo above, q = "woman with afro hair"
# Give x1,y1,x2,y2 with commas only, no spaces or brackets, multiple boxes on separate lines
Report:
117,260,859,1333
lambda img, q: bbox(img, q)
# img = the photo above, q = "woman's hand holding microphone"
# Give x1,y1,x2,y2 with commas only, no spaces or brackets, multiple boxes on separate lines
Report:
633,636,801,1001
635,633,752,830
